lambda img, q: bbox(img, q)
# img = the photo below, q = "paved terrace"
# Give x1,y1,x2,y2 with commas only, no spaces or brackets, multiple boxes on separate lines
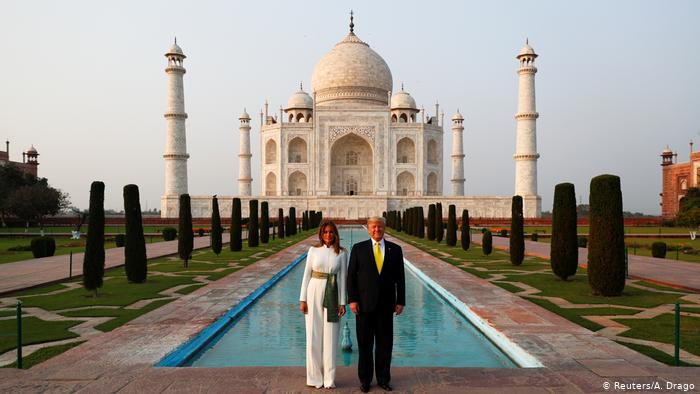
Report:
1,234,699,393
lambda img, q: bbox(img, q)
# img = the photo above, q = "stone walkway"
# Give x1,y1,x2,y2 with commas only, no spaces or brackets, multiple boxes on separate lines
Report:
0,235,227,296
477,234,700,292
1,233,698,392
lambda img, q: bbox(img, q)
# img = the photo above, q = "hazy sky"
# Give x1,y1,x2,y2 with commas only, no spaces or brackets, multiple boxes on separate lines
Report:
1,0,698,214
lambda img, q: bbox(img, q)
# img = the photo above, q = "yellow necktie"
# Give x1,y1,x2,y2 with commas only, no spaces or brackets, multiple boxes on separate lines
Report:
374,242,383,274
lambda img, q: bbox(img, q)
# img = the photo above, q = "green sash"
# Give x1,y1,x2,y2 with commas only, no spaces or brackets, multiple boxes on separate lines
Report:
314,270,339,323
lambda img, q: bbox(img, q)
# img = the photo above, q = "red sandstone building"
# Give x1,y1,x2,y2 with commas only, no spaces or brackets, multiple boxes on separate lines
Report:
0,140,39,177
660,142,700,219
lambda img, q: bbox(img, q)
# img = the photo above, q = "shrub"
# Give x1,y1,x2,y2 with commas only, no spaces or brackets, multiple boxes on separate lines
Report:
396,211,402,232
530,233,539,242
446,205,457,246
231,198,242,251
260,201,270,244
435,202,444,243
178,193,194,268
277,208,285,239
427,204,436,240
248,199,259,247
83,181,105,294
418,206,425,238
651,241,667,258
499,229,508,237
211,196,222,255
289,207,296,236
578,237,588,248
197,228,205,237
461,209,470,251
31,236,56,258
162,227,177,241
588,174,625,296
510,196,524,266
124,184,147,282
115,234,125,247
482,230,493,255
550,183,578,280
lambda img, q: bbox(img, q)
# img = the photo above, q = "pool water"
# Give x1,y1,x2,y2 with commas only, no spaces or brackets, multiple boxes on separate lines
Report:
185,227,515,368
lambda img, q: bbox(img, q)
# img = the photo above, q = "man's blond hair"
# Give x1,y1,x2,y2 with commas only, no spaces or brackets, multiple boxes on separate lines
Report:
367,216,386,225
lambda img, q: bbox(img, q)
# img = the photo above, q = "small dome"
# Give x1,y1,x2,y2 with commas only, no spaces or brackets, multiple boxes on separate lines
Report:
662,146,673,155
390,87,416,110
287,87,313,110
165,41,186,58
26,145,37,154
452,111,464,121
239,109,250,120
517,41,537,59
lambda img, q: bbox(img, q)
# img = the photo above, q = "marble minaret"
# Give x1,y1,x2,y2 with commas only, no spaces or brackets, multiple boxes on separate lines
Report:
451,110,465,195
163,39,189,198
514,40,540,197
238,109,252,196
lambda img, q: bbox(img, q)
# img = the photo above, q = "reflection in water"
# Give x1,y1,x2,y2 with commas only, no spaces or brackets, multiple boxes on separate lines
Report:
188,227,514,368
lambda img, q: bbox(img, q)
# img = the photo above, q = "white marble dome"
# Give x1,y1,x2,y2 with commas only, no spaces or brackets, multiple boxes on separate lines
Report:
390,88,416,110
517,42,537,58
311,32,393,105
287,88,313,109
166,42,185,58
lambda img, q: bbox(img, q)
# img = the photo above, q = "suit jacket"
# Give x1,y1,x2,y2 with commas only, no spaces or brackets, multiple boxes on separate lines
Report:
347,238,406,313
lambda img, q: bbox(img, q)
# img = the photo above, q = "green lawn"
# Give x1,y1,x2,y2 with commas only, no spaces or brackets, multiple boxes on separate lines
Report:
0,317,81,355
524,226,691,235
387,229,700,366
0,226,169,234
0,237,118,265
1,341,85,369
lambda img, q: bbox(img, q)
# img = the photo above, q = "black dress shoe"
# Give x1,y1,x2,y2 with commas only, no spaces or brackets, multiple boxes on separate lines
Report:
378,383,393,391
360,383,370,393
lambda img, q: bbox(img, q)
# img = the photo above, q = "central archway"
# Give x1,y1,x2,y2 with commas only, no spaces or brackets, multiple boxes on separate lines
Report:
330,133,373,195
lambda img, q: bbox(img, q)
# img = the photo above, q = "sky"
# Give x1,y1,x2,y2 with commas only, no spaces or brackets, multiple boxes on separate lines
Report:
1,0,698,214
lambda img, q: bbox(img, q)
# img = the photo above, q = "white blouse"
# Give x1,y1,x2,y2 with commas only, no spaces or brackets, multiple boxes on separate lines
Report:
299,244,348,305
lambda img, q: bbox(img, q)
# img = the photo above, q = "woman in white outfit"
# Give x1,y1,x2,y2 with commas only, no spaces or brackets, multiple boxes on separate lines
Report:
299,221,348,389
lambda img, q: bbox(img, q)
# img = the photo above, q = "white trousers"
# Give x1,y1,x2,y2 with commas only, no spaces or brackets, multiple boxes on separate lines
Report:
305,277,339,388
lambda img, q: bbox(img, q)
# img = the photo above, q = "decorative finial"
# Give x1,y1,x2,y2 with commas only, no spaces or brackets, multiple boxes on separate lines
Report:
349,10,354,33
526,37,528,45
175,36,177,45
401,82,404,91
300,81,303,91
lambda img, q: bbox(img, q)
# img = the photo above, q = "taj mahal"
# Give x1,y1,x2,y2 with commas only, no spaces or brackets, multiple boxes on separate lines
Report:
160,15,542,219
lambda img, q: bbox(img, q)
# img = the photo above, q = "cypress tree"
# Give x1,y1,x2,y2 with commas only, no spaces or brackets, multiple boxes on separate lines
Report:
482,230,493,255
309,210,316,228
83,181,105,296
289,207,297,236
231,198,242,251
461,209,470,251
418,206,425,238
178,193,193,268
551,183,578,280
427,204,436,240
248,199,259,247
260,201,270,244
211,195,222,255
396,211,402,232
410,207,417,236
588,175,625,296
124,184,147,281
278,208,285,239
435,203,444,243
285,216,292,237
446,204,457,246
302,211,308,231
510,196,525,266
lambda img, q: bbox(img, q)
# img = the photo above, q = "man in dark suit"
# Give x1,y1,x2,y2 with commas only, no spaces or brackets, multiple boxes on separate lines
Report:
347,217,405,392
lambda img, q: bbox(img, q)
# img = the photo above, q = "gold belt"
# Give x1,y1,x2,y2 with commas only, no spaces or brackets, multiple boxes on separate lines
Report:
312,271,330,279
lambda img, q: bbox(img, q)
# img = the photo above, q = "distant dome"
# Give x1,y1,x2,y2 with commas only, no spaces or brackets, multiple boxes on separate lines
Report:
452,111,464,121
311,32,393,105
390,88,416,110
662,146,673,155
239,109,250,120
165,41,186,58
287,87,313,109
26,145,37,154
517,41,537,59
